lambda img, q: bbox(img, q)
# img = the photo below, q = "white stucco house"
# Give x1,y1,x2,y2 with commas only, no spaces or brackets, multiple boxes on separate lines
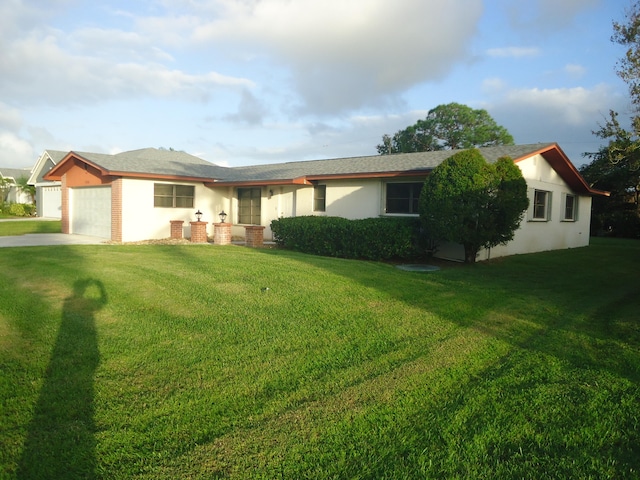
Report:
27,149,67,218
43,143,608,261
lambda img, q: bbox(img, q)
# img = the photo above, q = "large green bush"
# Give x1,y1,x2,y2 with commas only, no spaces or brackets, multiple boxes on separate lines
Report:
8,203,35,217
270,216,426,260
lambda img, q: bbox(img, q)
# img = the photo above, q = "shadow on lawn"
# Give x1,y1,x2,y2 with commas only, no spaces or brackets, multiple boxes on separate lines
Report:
17,278,107,479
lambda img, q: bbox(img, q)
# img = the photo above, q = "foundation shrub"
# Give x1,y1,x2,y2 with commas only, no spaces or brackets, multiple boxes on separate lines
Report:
270,216,425,260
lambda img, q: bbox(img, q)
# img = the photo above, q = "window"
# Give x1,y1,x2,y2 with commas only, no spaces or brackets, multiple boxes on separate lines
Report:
386,182,422,214
238,187,261,224
532,189,551,220
154,183,194,208
563,194,577,221
313,184,326,212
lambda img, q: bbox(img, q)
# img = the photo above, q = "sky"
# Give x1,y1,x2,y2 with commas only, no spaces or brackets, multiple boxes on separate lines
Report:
0,0,634,170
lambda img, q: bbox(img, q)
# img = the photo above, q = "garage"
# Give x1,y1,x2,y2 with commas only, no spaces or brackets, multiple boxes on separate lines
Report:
39,184,62,218
70,186,112,239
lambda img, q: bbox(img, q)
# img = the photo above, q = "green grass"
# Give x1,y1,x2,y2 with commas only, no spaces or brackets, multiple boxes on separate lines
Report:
1,238,638,479
0,220,62,236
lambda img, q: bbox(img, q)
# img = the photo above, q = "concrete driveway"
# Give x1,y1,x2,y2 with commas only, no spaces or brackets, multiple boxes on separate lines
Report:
0,233,107,247
0,217,107,247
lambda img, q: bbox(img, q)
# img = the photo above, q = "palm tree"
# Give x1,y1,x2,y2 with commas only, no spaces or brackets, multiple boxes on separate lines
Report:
0,176,12,204
16,175,36,205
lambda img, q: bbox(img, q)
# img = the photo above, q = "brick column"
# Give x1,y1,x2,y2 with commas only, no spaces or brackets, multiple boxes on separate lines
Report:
244,225,265,247
189,221,208,243
111,178,122,242
213,222,232,245
61,175,69,234
170,220,184,239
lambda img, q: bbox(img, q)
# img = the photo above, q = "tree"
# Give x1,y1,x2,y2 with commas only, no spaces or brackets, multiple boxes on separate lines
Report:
377,103,514,155
580,2,640,237
0,176,12,204
419,149,529,263
581,113,640,236
16,175,36,205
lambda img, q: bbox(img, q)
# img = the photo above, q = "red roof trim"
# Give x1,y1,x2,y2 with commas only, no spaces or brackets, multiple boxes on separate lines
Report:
512,143,609,197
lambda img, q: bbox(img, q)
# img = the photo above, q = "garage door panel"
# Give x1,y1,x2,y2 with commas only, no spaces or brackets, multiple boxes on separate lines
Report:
71,187,111,239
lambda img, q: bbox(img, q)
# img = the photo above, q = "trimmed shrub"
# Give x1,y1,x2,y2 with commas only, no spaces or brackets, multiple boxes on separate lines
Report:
270,216,426,260
8,203,25,217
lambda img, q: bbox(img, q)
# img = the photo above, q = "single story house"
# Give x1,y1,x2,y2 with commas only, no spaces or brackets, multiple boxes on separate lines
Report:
43,143,608,261
0,167,33,204
27,150,67,218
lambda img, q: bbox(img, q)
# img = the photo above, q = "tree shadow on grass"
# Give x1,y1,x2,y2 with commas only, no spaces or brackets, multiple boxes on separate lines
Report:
17,278,107,479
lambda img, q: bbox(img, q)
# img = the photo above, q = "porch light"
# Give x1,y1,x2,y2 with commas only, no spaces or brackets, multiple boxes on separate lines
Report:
195,210,203,222
219,210,227,223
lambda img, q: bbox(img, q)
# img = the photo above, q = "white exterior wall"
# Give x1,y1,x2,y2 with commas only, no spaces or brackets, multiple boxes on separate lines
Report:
324,179,381,219
120,179,223,242
436,154,593,262
224,180,383,240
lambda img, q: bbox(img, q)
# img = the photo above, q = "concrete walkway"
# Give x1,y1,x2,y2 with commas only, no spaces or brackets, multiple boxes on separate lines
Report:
0,233,107,247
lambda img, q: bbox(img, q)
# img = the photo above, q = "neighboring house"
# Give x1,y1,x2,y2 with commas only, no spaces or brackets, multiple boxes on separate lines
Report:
0,167,33,204
27,150,68,218
43,143,608,262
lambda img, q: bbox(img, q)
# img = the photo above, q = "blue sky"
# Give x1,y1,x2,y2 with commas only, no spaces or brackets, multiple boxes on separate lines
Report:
0,0,633,169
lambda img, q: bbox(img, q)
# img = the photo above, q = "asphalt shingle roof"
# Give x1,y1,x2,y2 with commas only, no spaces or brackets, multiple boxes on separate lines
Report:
74,148,233,179
57,143,556,183
0,167,31,180
218,143,556,182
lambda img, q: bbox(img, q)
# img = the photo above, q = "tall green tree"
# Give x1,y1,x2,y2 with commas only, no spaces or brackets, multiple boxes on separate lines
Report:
581,2,640,237
377,103,514,155
419,149,528,263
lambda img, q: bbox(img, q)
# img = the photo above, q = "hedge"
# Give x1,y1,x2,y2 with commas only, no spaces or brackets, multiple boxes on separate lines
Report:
3,203,35,217
270,216,427,260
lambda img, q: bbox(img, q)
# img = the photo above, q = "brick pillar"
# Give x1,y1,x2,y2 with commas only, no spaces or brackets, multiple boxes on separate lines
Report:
244,225,265,247
170,220,184,239
213,222,232,245
111,178,122,242
189,221,208,243
61,175,69,234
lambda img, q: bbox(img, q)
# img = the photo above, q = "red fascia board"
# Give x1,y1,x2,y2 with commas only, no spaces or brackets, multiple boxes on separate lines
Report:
513,143,609,197
305,170,429,181
206,170,430,187
205,179,304,188
44,152,107,181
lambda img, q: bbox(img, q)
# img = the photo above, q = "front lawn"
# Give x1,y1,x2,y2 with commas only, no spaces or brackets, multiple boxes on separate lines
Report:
1,239,638,478
0,220,61,236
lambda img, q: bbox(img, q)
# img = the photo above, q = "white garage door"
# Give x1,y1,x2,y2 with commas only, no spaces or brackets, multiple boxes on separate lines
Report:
41,185,62,218
71,186,112,239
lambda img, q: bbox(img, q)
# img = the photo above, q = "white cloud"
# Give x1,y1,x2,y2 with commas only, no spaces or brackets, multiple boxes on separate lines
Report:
0,103,23,131
189,0,484,114
506,0,600,31
486,46,540,58
487,83,627,163
565,63,587,78
225,89,268,126
0,32,254,107
0,132,35,167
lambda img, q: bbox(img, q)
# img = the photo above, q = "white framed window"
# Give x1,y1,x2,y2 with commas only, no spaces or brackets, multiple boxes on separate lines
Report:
562,193,578,221
530,189,551,221
154,183,194,208
238,187,261,225
313,184,326,212
385,182,422,214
